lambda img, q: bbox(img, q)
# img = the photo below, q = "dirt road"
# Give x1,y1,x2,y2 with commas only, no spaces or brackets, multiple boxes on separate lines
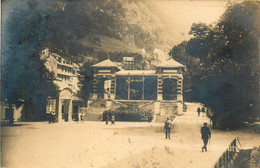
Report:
1,103,259,168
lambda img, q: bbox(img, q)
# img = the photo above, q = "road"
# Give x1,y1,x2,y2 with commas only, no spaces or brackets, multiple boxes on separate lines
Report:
1,103,259,168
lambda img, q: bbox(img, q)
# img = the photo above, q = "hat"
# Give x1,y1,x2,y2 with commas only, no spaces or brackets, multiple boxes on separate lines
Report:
204,123,207,126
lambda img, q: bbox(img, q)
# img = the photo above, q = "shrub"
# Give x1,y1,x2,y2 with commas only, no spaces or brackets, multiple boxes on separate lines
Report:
103,107,153,122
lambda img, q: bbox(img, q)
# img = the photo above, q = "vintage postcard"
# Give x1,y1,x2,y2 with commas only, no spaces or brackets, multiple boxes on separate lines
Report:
1,0,259,167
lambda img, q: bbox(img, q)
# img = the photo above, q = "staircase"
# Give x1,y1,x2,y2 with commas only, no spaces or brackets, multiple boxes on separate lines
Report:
85,99,107,121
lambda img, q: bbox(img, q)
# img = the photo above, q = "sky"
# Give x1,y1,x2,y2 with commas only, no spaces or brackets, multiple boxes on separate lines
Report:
147,0,228,43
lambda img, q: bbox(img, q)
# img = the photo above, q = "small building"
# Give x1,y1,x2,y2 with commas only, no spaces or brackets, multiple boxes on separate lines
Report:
87,58,185,121
41,48,82,122
122,57,134,70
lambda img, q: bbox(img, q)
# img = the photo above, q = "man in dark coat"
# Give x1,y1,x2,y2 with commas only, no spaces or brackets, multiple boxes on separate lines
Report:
164,117,172,139
201,107,205,113
201,123,211,152
105,114,109,125
48,113,52,124
50,111,56,123
197,107,201,117
211,114,218,129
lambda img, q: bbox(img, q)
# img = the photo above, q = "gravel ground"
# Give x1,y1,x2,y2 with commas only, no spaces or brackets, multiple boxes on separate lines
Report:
1,103,259,168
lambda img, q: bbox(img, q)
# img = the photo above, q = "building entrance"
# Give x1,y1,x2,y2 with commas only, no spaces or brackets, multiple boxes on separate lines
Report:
97,78,111,99
62,100,70,121
163,78,177,100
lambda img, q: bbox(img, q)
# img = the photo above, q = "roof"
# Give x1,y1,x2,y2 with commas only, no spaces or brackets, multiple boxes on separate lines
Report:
72,95,83,101
157,58,185,68
92,59,117,68
116,70,156,76
123,57,134,61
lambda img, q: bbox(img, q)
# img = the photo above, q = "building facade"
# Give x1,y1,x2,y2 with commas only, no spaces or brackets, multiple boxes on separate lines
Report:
41,48,81,122
122,57,135,70
88,58,185,121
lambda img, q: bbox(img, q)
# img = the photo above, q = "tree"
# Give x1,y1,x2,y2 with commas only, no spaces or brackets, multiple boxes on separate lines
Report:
170,1,259,128
2,1,58,124
77,62,94,102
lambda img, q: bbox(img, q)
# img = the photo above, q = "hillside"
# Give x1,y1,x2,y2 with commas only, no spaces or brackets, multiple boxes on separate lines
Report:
46,0,174,62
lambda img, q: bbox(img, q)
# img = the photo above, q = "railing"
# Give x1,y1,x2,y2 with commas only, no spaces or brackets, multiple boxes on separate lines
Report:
214,137,241,168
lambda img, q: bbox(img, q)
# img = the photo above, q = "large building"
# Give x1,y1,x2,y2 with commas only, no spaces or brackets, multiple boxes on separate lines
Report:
87,57,185,121
41,48,82,122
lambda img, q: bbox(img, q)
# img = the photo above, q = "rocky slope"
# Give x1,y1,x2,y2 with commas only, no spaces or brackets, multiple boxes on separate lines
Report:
50,0,174,63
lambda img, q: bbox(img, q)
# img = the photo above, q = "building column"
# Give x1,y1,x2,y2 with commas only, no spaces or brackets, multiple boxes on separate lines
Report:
177,74,183,115
68,99,73,122
128,73,130,100
157,75,163,100
142,74,145,100
110,75,116,100
92,74,98,99
57,98,62,123
177,74,183,102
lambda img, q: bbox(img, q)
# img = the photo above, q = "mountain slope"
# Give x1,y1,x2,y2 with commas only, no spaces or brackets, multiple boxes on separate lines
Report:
48,0,174,61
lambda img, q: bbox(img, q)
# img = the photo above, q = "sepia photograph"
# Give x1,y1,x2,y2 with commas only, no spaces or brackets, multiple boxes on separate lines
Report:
1,0,260,167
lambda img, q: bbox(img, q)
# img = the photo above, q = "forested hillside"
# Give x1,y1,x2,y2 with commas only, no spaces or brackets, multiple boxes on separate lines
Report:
170,1,260,128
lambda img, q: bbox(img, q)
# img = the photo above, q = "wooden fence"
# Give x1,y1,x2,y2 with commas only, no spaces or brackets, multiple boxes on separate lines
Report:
214,137,241,168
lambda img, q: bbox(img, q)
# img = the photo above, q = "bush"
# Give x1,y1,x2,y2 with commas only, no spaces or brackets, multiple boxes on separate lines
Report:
103,107,153,122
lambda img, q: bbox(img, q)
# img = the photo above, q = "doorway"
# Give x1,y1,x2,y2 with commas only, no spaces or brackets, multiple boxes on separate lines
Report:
62,100,70,121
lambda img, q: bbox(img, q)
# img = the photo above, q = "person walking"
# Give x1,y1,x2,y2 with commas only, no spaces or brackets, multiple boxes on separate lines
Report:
80,113,85,123
197,107,201,117
111,115,115,126
206,108,209,115
164,116,172,139
201,107,205,113
48,113,52,124
211,114,218,129
51,111,56,123
201,107,205,117
105,114,109,125
201,123,211,152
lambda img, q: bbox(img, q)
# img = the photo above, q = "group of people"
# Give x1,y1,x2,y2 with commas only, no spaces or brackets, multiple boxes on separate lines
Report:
197,107,218,129
105,114,115,125
75,113,85,122
197,107,208,117
48,112,85,124
164,116,212,152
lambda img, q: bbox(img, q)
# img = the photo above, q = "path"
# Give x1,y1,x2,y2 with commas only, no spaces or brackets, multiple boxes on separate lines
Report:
1,103,259,168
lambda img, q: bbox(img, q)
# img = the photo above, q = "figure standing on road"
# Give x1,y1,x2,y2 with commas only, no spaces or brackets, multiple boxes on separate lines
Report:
105,114,109,125
201,123,211,152
164,116,172,139
201,107,205,113
111,115,115,125
206,108,209,115
201,107,205,117
50,112,56,123
210,114,218,129
48,113,52,124
197,107,201,117
80,113,85,123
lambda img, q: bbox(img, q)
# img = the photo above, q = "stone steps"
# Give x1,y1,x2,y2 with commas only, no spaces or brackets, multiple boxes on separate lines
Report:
85,113,103,121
